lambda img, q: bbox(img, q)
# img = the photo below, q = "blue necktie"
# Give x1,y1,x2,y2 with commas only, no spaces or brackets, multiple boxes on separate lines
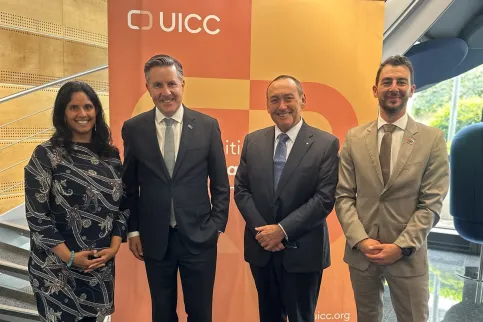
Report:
274,133,290,190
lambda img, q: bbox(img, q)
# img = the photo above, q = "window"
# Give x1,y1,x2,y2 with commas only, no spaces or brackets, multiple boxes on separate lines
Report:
408,64,483,231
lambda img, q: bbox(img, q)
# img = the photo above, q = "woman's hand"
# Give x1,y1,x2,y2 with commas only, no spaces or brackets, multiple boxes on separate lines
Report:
83,236,122,273
72,250,105,270
84,247,119,273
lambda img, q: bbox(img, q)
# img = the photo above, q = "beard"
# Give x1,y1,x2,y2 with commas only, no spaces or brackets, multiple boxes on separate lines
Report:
379,92,408,115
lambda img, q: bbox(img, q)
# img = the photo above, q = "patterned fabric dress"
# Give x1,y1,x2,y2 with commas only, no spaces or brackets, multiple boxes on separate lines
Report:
24,141,128,322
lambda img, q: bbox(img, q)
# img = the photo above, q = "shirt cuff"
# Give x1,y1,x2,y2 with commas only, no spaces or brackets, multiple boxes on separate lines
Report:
278,224,288,241
127,231,140,239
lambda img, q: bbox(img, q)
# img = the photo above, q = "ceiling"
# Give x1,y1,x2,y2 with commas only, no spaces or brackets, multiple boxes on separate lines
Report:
424,0,483,40
404,0,483,90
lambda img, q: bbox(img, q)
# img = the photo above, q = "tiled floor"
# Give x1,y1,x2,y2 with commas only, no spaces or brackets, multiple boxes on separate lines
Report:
382,249,483,322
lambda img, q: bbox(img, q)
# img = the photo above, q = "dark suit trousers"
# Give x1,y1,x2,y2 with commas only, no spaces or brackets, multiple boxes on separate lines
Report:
144,227,217,322
250,252,323,322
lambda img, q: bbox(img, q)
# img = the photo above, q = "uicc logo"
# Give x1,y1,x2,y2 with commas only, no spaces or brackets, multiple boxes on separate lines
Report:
127,10,221,35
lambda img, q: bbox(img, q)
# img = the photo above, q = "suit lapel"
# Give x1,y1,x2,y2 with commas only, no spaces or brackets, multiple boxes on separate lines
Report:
383,117,418,192
172,107,196,178
365,121,384,185
145,108,170,180
260,127,276,199
273,122,313,202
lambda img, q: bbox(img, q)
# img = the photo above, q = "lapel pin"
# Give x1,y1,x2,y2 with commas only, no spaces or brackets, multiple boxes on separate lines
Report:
306,142,309,145
407,138,415,145
188,124,193,130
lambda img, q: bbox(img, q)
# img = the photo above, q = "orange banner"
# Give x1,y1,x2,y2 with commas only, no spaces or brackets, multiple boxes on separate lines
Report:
108,1,384,321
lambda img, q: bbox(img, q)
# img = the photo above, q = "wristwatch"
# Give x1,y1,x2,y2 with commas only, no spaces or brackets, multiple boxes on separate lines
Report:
400,247,413,257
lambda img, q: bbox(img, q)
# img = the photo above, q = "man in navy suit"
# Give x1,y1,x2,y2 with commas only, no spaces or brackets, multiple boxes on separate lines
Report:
234,75,339,322
121,54,230,322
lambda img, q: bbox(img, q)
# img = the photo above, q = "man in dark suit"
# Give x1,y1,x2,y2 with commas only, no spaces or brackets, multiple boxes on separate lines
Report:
234,75,339,322
121,54,230,322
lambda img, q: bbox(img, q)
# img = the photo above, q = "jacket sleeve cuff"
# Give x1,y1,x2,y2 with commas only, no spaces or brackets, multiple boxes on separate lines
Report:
278,224,289,241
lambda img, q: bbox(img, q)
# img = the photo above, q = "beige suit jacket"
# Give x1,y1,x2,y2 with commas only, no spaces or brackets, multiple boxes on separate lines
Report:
335,116,449,277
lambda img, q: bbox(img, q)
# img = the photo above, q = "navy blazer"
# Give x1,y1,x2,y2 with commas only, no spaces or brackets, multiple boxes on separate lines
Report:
234,121,339,272
121,107,230,260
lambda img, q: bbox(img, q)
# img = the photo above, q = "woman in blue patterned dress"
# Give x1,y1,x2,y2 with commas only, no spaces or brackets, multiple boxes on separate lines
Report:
24,81,128,322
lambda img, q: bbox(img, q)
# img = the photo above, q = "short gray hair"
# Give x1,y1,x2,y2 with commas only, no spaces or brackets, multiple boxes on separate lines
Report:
266,75,304,98
144,54,184,81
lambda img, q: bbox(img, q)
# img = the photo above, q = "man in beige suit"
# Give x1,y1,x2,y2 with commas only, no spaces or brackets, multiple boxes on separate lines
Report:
335,55,449,322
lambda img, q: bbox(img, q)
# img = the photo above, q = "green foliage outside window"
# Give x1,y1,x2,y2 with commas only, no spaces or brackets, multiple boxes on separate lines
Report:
429,97,483,139
412,65,483,117
428,267,464,302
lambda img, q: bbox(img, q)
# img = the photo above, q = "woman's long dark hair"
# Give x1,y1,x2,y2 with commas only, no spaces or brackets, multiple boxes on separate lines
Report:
51,81,118,157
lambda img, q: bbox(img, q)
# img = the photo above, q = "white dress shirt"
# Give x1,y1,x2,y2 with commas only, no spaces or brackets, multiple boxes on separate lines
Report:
127,105,184,239
273,118,304,240
155,104,184,158
273,118,304,159
377,112,408,176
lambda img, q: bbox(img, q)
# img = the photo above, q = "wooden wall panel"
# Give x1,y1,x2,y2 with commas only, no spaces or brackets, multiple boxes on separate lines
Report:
0,85,58,125
0,144,33,213
0,29,108,84
64,0,107,35
0,195,24,215
0,125,53,141
1,0,107,37
63,41,107,75
78,69,109,92
1,0,64,25
0,178,24,195
0,28,65,77
0,142,40,169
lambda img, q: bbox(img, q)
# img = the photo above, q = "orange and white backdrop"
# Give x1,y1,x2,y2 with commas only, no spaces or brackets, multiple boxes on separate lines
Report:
108,1,384,321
